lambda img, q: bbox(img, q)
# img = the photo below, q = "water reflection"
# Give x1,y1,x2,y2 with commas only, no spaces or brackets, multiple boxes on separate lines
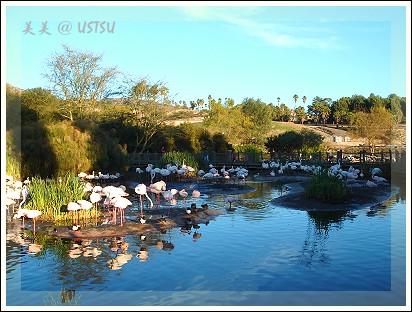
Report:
5,179,405,304
60,289,75,304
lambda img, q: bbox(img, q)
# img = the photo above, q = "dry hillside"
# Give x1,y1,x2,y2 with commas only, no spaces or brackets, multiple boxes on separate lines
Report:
169,111,406,150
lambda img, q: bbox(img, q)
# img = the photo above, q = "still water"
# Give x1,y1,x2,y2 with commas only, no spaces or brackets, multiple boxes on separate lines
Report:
4,179,407,307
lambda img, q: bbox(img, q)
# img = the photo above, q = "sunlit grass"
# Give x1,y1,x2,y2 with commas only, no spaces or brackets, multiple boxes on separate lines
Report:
25,173,88,221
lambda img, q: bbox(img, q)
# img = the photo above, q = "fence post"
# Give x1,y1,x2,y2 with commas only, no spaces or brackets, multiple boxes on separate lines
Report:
380,150,384,162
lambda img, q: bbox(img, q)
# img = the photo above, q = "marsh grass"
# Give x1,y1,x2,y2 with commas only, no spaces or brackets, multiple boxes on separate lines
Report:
162,151,199,175
303,170,352,203
26,173,87,221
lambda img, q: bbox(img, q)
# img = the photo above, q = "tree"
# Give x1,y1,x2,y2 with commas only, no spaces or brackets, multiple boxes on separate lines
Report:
387,93,404,124
43,45,120,121
332,97,350,127
20,88,63,123
293,94,299,107
279,103,292,121
307,97,331,125
350,106,394,153
302,96,307,105
125,78,172,153
277,97,280,106
295,106,306,124
241,98,272,145
265,131,302,153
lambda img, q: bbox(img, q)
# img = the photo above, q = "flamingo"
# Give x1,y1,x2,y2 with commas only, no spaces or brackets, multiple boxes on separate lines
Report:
77,199,93,221
148,180,167,203
13,208,30,228
5,197,16,216
179,189,188,206
135,183,154,217
19,185,30,209
366,180,378,187
162,190,174,216
90,191,102,222
67,202,81,223
191,189,201,199
112,196,132,226
25,209,42,237
225,196,236,211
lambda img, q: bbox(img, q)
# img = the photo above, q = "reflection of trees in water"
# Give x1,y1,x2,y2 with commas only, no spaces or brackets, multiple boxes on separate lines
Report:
237,182,286,215
297,210,351,268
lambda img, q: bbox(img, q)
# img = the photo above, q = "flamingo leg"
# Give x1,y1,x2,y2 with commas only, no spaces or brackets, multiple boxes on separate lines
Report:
95,203,98,224
112,207,117,225
32,218,36,237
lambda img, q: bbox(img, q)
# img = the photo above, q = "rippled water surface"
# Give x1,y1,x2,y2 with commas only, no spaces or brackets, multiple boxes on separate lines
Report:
4,180,407,307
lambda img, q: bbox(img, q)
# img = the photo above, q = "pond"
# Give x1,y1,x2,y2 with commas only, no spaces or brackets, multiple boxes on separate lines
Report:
4,178,407,308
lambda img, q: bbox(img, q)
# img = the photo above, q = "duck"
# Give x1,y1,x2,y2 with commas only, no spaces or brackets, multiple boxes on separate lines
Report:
190,203,200,213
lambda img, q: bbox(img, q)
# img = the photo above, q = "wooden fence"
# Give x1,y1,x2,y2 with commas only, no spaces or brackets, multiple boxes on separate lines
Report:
129,149,406,173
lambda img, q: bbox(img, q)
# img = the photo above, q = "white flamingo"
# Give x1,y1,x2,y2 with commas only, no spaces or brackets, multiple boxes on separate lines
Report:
67,202,81,223
135,183,153,217
90,191,102,222
77,199,93,221
25,209,42,236
225,196,236,211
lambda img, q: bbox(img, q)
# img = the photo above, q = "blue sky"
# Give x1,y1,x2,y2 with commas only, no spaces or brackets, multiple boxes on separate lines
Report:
2,1,410,109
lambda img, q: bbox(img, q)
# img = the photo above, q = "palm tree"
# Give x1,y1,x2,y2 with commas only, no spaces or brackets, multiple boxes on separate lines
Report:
302,96,307,105
277,97,280,106
293,95,298,122
293,94,299,106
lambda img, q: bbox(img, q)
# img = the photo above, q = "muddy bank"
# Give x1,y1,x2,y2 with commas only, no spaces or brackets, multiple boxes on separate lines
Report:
42,205,224,239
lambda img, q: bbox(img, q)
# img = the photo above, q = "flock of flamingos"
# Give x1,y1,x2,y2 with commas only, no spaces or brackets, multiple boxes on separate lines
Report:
5,159,388,236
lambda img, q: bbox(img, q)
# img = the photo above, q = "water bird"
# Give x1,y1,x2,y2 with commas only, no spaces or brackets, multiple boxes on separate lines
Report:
135,183,154,216
72,224,81,232
225,196,236,211
179,189,189,206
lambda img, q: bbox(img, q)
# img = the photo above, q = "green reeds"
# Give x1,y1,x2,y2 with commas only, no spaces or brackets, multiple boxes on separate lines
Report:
25,173,86,221
304,169,352,204
162,151,199,175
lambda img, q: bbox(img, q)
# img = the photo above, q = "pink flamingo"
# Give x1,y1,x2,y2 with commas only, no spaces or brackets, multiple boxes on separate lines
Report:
112,196,132,226
148,181,167,204
191,189,201,200
179,189,188,206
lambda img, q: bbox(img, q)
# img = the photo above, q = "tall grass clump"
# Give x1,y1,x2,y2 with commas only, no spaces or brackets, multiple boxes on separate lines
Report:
25,173,86,221
162,151,199,174
304,170,352,204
